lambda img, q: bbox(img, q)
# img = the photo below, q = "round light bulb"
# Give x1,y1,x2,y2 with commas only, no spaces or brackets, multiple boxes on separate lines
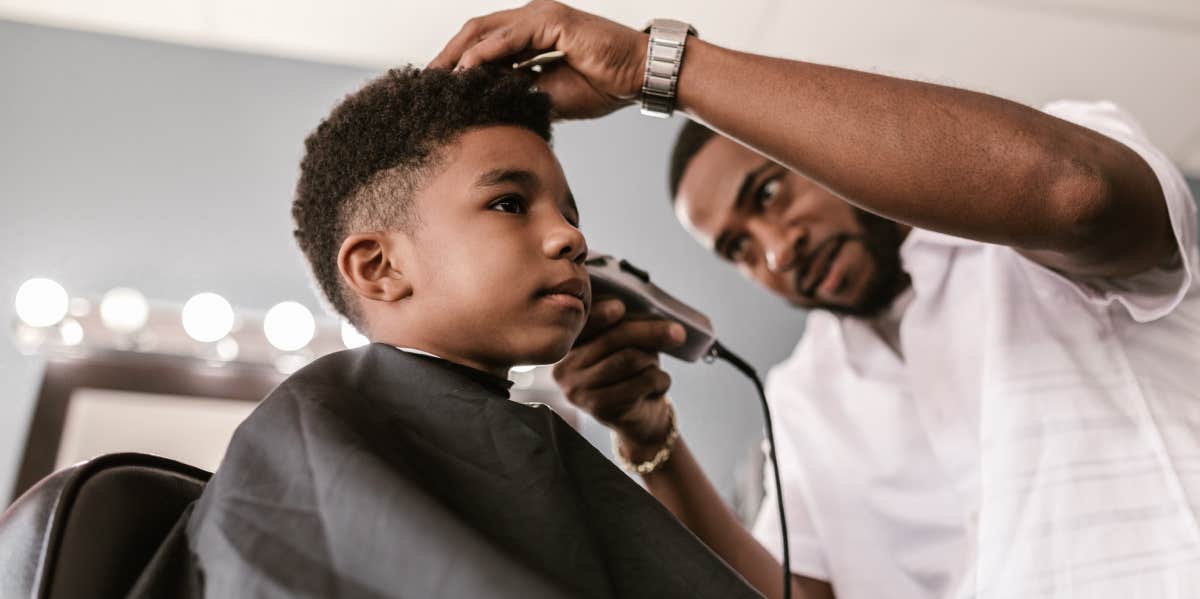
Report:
100,287,149,333
263,301,315,351
181,292,235,342
215,337,240,361
340,321,369,349
60,318,84,346
15,278,69,327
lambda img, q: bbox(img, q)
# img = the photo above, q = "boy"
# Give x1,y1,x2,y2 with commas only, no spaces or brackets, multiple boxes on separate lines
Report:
132,67,759,598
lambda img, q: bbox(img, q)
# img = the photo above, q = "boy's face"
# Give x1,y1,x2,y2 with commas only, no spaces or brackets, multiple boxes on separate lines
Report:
375,125,589,374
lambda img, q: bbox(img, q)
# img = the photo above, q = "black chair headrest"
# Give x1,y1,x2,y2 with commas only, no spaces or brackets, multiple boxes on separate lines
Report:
0,453,211,599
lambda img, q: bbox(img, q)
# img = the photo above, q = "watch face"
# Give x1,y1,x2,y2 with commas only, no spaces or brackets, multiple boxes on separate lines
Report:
645,19,696,39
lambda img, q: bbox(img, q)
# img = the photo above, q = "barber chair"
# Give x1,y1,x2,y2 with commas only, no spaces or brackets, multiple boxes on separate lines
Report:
0,453,210,599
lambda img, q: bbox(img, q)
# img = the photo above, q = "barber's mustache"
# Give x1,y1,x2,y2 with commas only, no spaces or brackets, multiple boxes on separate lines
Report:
793,233,864,298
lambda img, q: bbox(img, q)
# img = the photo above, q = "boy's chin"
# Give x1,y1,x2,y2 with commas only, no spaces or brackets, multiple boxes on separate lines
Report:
510,337,576,368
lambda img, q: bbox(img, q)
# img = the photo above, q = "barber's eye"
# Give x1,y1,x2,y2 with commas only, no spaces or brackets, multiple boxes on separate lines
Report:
727,236,750,262
755,177,781,208
489,195,527,214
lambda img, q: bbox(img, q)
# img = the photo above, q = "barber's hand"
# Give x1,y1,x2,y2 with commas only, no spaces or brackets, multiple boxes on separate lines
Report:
429,0,647,120
553,299,687,457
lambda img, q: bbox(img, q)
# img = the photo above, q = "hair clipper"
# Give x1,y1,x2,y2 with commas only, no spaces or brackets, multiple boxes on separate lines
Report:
586,252,791,597
585,253,717,362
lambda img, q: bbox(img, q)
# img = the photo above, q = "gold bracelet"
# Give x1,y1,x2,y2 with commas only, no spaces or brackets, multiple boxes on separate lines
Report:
611,398,679,475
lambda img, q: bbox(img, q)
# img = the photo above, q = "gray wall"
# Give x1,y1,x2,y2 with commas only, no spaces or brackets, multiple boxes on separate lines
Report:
0,20,806,504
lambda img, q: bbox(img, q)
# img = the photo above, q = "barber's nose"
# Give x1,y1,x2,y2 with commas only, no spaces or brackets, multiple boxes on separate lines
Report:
544,221,588,264
752,222,804,273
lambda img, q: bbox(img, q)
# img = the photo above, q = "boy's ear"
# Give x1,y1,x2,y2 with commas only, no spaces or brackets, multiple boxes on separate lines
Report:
337,233,413,303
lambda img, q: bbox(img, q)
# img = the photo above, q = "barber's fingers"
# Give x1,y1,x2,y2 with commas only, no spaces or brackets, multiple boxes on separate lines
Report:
566,318,686,370
428,8,519,70
570,367,672,424
457,21,558,71
531,66,626,121
575,298,625,345
430,3,643,120
430,2,564,70
585,348,661,389
553,335,676,442
557,347,659,392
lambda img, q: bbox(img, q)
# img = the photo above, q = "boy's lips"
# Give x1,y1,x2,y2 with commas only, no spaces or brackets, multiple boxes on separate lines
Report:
537,277,590,313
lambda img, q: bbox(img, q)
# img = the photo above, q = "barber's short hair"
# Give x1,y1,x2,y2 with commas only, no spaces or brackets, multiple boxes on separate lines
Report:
668,119,719,202
292,66,552,328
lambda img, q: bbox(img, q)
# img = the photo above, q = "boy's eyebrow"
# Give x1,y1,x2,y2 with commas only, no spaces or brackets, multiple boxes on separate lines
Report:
477,167,580,225
475,167,537,188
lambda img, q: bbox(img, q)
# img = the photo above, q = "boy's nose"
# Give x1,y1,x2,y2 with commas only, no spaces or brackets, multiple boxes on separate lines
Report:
544,224,588,264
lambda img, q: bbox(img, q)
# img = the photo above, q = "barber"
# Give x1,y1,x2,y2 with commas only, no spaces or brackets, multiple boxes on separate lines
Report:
432,3,1199,599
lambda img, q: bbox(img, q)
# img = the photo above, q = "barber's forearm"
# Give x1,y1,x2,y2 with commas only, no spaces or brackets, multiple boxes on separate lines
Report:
676,40,1165,272
637,439,750,569
633,437,833,599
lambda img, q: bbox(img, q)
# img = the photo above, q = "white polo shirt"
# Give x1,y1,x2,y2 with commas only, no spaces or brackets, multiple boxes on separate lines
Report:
751,100,1200,599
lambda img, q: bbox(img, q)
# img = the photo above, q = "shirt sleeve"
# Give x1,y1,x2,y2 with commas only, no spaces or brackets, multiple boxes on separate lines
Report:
1033,100,1197,323
750,367,830,582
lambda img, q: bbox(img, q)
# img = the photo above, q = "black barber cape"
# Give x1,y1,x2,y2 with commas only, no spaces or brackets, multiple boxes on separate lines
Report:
129,343,761,598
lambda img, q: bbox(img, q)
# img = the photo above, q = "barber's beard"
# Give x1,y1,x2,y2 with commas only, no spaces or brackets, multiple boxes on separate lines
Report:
798,209,910,318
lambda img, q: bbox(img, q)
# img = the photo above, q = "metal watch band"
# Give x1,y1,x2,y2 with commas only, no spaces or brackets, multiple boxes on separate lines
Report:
641,19,696,118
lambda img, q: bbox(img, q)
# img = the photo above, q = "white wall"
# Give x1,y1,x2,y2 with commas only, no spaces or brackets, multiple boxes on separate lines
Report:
1,0,1197,173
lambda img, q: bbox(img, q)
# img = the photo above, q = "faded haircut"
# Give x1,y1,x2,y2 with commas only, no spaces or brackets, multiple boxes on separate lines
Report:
292,66,552,328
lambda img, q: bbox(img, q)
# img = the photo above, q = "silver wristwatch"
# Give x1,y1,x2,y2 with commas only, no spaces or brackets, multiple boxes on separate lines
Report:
641,19,697,118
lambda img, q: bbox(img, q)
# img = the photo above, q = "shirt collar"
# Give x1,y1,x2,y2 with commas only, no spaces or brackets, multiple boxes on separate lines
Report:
393,346,445,360
390,345,515,393
901,227,980,256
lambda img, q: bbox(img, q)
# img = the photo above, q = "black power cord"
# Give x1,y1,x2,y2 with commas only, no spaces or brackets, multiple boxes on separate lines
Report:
709,341,791,599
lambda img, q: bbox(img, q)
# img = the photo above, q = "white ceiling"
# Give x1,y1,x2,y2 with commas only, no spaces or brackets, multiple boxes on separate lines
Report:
2,0,1198,174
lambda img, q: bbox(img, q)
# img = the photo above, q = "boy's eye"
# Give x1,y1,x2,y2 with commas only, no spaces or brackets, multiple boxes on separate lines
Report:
755,177,781,209
489,195,527,214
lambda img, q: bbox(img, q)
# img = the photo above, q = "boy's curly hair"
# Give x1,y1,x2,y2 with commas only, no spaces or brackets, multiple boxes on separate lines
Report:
292,66,553,329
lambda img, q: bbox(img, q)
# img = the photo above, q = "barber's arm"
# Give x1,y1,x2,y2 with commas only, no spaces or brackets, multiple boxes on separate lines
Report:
551,298,834,599
430,1,1173,278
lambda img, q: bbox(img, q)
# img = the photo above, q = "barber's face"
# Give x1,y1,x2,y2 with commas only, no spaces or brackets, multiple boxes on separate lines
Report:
674,136,908,316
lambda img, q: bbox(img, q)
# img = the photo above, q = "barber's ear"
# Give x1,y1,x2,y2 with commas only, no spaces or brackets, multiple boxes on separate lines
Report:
337,233,413,303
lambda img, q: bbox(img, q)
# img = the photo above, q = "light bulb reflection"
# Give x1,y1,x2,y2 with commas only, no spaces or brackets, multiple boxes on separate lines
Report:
216,337,240,361
59,318,84,346
264,302,316,351
181,292,235,342
15,278,69,327
340,321,369,349
100,287,149,333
